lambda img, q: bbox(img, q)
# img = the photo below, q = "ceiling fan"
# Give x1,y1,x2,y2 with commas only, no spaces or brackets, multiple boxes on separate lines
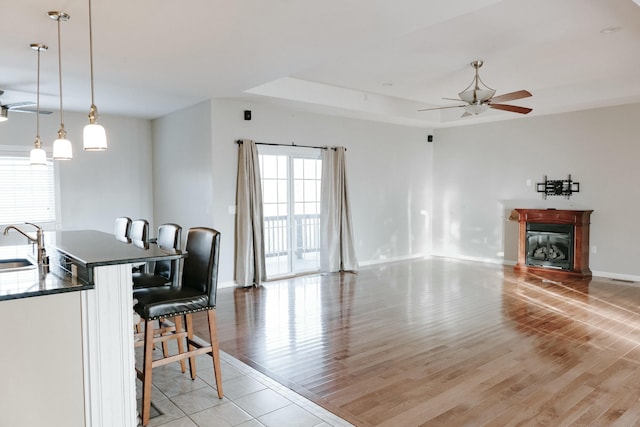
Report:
0,89,52,122
419,60,532,117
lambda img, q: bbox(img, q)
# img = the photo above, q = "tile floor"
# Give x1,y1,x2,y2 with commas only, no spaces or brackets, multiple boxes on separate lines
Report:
135,344,354,427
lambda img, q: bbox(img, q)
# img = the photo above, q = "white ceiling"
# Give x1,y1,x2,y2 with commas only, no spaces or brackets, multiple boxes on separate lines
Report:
2,0,639,129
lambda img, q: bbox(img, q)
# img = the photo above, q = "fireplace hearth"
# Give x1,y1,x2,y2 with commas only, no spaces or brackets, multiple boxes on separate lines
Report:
514,209,592,278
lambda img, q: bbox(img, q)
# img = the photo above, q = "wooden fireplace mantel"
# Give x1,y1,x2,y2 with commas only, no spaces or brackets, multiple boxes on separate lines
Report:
514,209,593,278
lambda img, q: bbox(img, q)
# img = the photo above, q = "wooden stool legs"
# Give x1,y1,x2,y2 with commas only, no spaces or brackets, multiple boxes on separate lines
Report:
137,310,224,426
208,310,224,395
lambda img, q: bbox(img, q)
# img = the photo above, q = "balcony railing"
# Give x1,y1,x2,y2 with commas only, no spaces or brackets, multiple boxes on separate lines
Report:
264,214,320,259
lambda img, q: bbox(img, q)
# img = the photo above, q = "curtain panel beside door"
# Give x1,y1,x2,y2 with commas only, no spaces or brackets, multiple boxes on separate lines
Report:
234,139,267,287
320,146,358,272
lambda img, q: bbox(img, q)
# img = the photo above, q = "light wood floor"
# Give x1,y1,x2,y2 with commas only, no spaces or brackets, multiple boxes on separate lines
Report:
194,258,640,426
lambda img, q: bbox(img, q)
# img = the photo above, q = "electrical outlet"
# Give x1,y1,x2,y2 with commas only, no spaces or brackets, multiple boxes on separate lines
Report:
591,245,597,254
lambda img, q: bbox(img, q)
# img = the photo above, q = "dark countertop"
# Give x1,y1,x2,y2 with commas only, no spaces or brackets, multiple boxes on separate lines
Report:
0,230,185,302
51,230,183,267
0,267,93,302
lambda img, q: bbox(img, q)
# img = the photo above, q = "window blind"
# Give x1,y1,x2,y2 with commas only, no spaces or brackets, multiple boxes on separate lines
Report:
0,156,55,224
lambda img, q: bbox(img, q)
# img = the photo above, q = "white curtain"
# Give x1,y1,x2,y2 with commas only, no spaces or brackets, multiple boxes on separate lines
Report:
320,146,358,272
235,139,266,286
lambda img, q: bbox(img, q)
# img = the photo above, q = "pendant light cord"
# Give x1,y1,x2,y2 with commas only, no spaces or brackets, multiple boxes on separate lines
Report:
36,48,41,141
88,0,96,105
56,17,64,128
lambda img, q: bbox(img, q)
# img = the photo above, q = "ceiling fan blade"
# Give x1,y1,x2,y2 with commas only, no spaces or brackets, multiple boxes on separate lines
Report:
9,107,53,115
489,104,532,114
461,112,472,118
418,104,466,112
489,90,532,104
7,101,36,110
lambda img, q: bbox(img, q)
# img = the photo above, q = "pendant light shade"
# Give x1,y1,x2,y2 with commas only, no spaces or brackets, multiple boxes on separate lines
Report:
84,119,107,150
49,11,73,160
29,43,48,167
53,134,73,159
30,137,47,166
83,0,107,151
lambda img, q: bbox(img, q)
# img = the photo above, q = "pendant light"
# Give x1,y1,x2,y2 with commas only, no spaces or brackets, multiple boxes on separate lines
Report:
83,0,107,151
49,11,73,160
29,43,48,167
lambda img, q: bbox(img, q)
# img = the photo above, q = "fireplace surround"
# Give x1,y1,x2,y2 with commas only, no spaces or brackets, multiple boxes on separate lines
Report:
514,209,592,278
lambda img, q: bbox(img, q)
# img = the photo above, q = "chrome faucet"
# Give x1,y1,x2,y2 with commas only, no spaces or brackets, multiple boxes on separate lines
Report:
3,222,48,275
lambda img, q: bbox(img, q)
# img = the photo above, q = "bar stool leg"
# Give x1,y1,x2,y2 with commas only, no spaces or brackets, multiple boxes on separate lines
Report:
207,309,224,398
173,316,187,373
185,313,197,380
160,317,169,359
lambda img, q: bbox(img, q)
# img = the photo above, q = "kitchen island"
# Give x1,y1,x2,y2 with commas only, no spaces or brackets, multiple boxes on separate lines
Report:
0,230,184,427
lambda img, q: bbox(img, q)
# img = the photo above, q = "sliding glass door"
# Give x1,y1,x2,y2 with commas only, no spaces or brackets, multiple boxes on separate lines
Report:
258,146,322,278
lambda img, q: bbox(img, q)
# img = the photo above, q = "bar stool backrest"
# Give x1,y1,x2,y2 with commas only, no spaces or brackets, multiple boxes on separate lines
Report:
114,217,132,243
130,219,149,243
154,223,182,281
182,227,220,308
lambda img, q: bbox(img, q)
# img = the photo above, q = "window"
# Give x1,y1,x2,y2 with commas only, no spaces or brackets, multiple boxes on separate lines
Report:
0,156,56,226
258,146,322,278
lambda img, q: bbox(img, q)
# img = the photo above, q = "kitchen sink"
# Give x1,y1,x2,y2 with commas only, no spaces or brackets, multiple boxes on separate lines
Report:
0,258,35,272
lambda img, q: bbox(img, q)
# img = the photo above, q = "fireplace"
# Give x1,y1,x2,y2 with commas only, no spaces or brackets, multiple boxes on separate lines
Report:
526,223,573,271
514,209,592,278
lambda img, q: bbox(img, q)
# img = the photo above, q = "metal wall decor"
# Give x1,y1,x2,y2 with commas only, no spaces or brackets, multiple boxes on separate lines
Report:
536,174,580,199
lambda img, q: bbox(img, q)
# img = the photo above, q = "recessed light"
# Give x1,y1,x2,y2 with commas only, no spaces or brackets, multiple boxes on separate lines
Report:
382,82,394,87
600,25,622,34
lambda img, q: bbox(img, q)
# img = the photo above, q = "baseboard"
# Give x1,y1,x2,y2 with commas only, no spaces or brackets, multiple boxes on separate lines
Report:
429,252,508,266
432,253,640,283
358,253,428,267
591,270,640,283
218,280,237,289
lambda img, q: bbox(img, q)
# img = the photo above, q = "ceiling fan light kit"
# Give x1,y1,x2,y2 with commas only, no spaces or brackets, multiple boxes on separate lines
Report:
464,103,490,115
419,59,532,118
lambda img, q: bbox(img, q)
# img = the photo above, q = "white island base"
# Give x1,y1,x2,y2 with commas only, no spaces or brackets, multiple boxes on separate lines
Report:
82,263,138,427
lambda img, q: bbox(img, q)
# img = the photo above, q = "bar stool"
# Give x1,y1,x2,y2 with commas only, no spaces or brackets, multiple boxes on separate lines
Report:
133,223,182,289
133,227,223,426
133,223,182,359
130,219,149,272
114,217,132,243
130,219,149,244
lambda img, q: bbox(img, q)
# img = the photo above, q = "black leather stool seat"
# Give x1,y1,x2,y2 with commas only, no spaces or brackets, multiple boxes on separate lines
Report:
134,287,211,320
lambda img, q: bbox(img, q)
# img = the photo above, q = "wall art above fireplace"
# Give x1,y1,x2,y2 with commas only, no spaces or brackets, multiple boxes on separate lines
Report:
536,174,580,199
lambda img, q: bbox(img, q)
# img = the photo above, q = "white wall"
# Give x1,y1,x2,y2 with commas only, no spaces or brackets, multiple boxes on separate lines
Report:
210,99,433,283
151,101,214,237
152,99,433,285
432,103,640,279
0,110,154,233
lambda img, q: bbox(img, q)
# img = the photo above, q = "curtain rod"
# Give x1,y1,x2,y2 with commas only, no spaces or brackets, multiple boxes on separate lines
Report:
235,140,345,151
